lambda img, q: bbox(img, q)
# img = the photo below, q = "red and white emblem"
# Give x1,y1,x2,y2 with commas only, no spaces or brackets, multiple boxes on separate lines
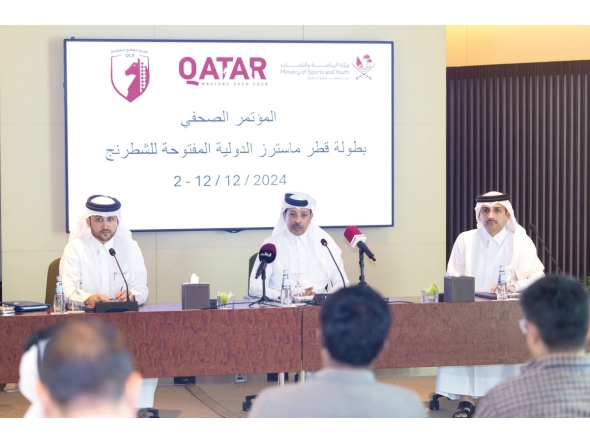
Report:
111,55,150,102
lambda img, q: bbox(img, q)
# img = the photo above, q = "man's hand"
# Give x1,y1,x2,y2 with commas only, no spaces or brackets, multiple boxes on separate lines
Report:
490,283,516,293
85,294,111,309
304,287,315,296
116,290,135,301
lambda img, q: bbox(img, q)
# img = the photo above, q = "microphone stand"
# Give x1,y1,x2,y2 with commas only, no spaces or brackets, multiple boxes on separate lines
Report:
530,225,563,274
357,249,371,288
95,251,139,313
250,269,272,307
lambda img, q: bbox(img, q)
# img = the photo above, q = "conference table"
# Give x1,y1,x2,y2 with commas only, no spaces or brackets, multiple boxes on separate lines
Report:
0,297,536,383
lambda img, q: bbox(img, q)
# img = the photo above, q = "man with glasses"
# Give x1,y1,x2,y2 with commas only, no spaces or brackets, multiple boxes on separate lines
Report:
475,275,590,417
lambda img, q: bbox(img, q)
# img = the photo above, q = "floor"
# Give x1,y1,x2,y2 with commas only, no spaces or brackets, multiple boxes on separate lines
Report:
0,368,468,418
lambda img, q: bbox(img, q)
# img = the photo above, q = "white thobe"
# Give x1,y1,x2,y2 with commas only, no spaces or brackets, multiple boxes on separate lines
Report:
436,226,545,400
60,234,148,305
249,229,349,298
59,233,155,409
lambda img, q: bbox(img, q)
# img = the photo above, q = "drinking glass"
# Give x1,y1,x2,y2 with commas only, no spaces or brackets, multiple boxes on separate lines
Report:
292,273,306,300
69,279,84,311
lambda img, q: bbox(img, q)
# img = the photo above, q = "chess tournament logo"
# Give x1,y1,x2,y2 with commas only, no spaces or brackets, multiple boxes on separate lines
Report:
111,54,150,102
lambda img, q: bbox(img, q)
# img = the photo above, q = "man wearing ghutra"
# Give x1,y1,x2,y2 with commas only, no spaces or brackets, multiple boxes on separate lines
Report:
60,195,148,309
436,191,545,417
249,192,349,298
59,195,157,416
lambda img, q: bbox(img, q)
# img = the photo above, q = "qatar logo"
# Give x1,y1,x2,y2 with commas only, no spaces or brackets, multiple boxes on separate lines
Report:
353,54,375,80
111,55,150,102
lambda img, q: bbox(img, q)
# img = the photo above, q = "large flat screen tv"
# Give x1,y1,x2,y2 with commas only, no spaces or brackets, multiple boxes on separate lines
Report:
64,39,394,232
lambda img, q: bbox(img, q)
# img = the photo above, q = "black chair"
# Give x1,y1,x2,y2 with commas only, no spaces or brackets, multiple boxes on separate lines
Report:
45,258,61,305
247,253,257,295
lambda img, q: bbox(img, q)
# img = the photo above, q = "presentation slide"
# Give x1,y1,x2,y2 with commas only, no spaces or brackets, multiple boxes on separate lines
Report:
64,39,394,231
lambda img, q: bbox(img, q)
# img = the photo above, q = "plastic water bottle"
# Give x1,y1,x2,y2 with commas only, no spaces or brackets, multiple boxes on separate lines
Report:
496,265,508,301
54,276,65,313
280,270,292,306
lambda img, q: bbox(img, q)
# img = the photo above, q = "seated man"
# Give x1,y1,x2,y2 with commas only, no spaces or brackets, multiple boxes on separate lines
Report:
60,194,148,309
36,318,142,418
249,192,348,298
248,286,426,418
59,194,157,415
436,191,545,417
476,275,590,417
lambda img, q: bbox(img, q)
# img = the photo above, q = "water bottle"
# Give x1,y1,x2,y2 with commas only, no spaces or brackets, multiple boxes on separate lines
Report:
54,276,65,313
280,270,292,306
496,265,508,301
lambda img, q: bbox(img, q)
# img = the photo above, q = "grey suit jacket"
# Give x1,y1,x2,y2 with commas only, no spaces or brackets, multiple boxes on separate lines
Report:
248,367,426,418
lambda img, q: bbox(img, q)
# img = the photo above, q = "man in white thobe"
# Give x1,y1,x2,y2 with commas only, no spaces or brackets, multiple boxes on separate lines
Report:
60,195,148,308
59,195,157,416
249,192,349,298
436,191,545,417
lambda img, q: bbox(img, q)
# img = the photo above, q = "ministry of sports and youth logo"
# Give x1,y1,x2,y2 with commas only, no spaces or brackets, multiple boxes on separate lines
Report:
353,54,375,80
111,52,150,103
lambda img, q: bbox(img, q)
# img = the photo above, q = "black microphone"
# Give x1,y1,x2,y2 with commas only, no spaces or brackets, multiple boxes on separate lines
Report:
109,248,130,301
255,243,277,279
320,238,346,288
343,226,376,261
528,223,563,273
94,249,139,313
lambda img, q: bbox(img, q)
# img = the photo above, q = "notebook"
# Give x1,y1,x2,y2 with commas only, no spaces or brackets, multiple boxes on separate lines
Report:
2,301,51,312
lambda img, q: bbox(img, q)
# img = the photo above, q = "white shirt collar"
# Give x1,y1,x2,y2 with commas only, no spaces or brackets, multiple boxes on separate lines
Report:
481,226,508,246
89,234,115,252
284,228,309,246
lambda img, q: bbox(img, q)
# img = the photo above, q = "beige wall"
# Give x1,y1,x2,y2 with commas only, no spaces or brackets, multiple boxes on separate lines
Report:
447,25,590,66
0,25,447,303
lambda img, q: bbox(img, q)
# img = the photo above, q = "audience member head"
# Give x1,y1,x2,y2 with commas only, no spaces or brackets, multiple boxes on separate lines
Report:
37,318,141,418
320,286,391,367
520,275,590,357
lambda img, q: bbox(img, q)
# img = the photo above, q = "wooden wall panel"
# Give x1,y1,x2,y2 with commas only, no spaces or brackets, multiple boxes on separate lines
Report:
447,61,590,279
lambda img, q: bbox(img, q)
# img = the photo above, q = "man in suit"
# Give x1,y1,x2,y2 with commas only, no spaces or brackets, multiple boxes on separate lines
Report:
248,286,426,418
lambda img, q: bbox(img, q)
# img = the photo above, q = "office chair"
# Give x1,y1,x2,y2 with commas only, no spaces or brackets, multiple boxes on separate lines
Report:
45,258,61,305
247,252,257,295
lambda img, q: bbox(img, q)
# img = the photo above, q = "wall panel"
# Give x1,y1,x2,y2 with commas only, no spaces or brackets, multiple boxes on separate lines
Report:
447,61,589,279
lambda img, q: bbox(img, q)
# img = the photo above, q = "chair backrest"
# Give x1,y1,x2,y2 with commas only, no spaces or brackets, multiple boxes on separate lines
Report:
45,258,61,305
248,253,257,295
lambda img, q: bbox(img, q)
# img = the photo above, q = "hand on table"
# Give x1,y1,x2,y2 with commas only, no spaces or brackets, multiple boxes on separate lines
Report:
116,290,135,301
490,283,516,293
85,294,111,309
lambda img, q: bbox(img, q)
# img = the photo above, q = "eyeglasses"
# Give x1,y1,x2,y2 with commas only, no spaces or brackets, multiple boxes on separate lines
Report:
518,318,528,335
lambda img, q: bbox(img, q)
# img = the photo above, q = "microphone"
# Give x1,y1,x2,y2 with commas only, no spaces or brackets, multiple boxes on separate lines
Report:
95,248,138,312
255,243,277,279
344,226,376,261
109,248,130,301
320,239,346,288
528,223,563,274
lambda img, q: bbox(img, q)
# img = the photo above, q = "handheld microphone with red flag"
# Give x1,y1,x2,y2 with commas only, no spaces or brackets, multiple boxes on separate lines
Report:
255,243,277,279
344,226,376,261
